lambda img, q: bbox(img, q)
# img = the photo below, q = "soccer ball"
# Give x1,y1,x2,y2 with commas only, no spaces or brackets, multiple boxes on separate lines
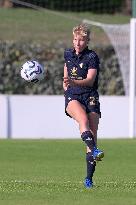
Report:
21,60,44,83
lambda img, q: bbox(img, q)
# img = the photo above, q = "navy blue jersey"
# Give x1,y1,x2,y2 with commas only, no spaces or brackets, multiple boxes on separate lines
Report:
64,47,100,94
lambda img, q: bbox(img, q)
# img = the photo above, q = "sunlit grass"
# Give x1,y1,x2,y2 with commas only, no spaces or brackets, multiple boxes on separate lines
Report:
0,8,130,44
0,139,136,205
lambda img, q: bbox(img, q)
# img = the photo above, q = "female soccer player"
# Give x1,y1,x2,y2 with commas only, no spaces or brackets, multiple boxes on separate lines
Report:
63,24,104,188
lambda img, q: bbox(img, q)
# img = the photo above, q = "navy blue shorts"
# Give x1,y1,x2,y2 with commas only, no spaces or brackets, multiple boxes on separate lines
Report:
64,90,101,118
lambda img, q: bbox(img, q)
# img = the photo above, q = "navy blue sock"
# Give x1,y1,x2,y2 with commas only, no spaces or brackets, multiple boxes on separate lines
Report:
86,152,96,180
81,131,96,151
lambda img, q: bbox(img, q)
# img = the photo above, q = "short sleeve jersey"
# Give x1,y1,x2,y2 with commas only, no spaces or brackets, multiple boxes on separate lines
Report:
64,47,100,94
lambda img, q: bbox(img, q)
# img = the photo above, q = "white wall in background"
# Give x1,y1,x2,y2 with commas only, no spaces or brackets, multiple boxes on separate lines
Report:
0,95,134,139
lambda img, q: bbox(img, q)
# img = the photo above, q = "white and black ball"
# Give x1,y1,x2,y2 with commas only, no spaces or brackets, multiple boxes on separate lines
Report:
21,60,44,83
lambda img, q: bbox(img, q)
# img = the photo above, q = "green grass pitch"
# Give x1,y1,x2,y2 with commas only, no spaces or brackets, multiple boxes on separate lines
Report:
0,139,136,205
0,9,130,43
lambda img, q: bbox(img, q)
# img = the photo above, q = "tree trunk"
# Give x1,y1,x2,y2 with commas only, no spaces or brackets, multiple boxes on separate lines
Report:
0,0,13,8
123,0,132,15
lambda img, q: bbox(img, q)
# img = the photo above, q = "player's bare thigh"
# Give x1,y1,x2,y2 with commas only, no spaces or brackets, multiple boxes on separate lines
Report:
66,100,90,132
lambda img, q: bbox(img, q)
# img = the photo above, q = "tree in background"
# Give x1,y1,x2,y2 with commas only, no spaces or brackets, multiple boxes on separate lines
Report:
0,0,13,7
123,0,131,15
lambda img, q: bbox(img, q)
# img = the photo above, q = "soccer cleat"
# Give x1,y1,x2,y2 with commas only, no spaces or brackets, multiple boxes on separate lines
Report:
93,148,104,161
84,178,93,189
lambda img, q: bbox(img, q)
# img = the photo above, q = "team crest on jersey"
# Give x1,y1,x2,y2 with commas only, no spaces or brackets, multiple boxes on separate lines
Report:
71,67,77,76
79,63,83,68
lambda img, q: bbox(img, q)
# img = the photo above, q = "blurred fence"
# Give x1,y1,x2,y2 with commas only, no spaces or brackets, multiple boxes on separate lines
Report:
0,0,132,14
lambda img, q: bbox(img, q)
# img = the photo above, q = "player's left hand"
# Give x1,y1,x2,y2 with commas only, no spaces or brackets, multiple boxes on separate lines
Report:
63,77,75,86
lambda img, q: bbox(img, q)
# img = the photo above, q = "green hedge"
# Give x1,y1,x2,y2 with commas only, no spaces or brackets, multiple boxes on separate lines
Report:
0,41,124,95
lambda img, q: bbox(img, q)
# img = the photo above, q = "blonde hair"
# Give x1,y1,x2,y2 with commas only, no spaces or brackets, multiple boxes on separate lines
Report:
73,24,90,41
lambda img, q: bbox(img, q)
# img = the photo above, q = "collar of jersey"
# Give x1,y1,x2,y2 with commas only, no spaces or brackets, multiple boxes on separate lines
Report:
72,47,89,59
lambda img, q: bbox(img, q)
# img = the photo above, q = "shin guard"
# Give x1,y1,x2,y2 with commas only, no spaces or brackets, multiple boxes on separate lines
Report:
81,131,96,151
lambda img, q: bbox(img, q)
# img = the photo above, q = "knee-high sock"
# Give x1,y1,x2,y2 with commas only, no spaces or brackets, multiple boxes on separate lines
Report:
81,131,96,151
86,152,96,180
